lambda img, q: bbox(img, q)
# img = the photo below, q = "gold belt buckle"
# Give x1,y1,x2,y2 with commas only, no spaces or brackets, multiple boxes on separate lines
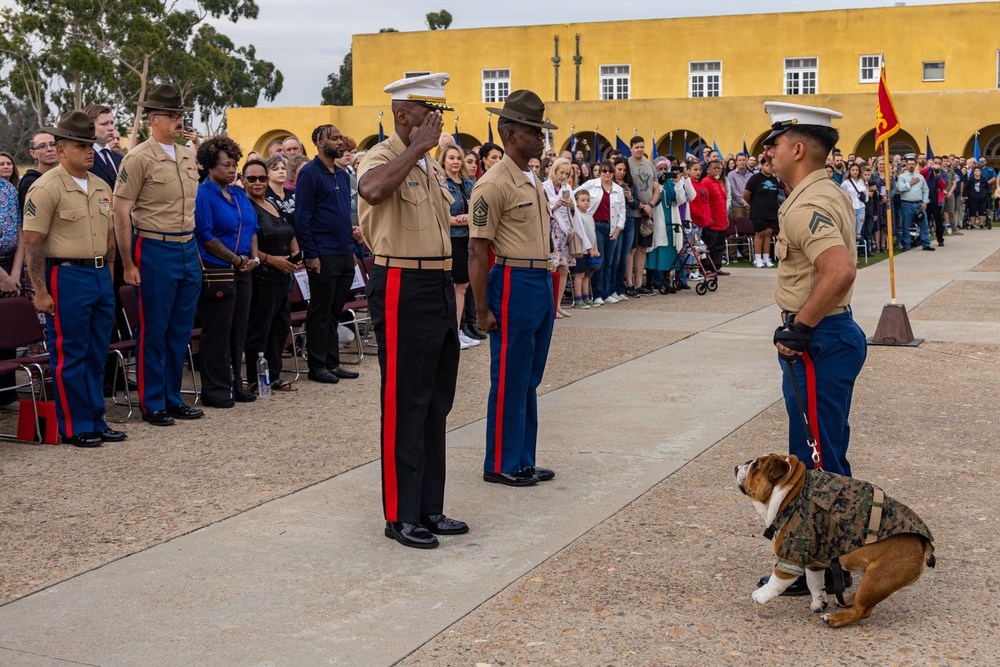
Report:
95,256,105,269
444,258,453,271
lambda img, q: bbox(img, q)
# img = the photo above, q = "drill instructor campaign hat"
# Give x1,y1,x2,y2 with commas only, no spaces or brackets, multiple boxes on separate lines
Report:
762,101,843,145
486,90,558,130
42,110,107,145
140,83,193,112
383,72,453,111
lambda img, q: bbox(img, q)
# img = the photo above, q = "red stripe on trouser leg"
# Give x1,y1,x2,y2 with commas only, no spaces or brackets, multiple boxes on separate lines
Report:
383,268,402,521
50,267,73,437
135,237,146,413
803,352,824,470
495,266,512,473
551,270,560,318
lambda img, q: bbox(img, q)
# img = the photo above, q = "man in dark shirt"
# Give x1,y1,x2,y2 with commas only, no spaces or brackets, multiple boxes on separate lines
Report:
295,124,360,384
744,159,782,267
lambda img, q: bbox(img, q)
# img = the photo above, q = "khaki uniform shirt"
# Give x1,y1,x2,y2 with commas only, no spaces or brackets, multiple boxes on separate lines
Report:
771,469,934,575
22,166,113,258
113,138,199,234
774,169,857,313
356,133,452,258
468,154,550,259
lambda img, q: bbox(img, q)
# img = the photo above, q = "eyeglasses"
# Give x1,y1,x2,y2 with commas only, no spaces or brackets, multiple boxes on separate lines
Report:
244,175,268,183
600,168,613,173
151,112,184,121
32,142,57,150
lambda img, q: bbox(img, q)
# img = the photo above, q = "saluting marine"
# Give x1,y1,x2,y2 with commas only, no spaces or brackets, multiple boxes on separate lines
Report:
357,72,469,550
22,111,125,447
468,90,559,487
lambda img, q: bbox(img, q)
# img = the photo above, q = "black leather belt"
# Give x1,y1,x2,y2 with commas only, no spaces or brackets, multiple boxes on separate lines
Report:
781,305,850,324
46,255,108,268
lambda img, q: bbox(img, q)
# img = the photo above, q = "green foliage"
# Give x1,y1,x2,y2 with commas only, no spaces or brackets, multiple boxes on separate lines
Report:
0,98,41,162
0,0,281,134
425,10,452,30
321,51,352,107
378,27,398,33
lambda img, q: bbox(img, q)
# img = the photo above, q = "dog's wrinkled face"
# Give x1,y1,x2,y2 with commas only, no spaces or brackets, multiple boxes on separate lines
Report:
734,454,796,501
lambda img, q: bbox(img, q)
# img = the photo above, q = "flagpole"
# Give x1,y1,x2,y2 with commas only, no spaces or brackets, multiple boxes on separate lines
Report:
882,138,897,304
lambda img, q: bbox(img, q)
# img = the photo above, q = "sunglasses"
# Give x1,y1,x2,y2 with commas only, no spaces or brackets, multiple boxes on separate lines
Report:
244,175,268,183
600,168,613,173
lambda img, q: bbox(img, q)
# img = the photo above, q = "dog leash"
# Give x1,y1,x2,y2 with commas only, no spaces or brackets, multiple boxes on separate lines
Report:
782,351,847,605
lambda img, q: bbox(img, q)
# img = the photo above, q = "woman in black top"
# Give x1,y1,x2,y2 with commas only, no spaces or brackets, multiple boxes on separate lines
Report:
243,159,303,392
263,154,295,223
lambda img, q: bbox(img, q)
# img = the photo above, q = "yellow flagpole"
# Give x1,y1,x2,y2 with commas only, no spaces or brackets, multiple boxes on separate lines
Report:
881,139,897,304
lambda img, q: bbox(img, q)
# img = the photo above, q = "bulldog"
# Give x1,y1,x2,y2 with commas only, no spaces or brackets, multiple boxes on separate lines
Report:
734,454,935,627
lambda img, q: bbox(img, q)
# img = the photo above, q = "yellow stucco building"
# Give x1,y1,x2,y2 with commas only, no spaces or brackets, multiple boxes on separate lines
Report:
228,2,1000,163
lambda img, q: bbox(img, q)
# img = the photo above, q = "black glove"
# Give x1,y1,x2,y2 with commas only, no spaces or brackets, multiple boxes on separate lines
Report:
773,322,814,363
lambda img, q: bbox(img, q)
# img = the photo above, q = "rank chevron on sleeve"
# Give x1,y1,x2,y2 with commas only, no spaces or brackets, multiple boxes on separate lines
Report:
808,211,834,235
472,196,489,227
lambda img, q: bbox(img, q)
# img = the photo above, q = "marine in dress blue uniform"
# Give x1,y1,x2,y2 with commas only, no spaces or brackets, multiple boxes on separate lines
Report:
112,84,204,426
763,102,868,478
469,91,558,487
22,111,125,447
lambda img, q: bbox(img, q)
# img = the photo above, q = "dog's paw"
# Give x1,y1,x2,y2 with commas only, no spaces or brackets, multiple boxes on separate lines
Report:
821,613,832,626
810,594,828,613
751,587,774,605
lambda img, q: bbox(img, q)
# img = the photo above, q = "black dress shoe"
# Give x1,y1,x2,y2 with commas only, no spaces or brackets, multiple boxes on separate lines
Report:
757,569,853,596
467,323,488,340
523,466,555,481
308,369,340,384
200,397,235,409
328,366,359,379
922,245,935,251
419,514,470,535
679,283,691,290
63,432,103,447
98,428,128,442
233,387,257,403
141,410,175,426
166,404,205,419
483,470,539,486
384,521,439,549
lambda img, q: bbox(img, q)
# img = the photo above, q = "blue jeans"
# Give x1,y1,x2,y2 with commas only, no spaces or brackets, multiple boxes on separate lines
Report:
900,201,928,249
615,217,635,295
593,221,618,300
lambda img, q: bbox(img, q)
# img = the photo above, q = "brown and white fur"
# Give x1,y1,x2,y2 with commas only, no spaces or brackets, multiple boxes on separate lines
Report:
735,454,935,627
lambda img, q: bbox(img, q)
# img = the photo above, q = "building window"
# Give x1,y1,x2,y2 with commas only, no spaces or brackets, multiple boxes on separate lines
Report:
689,61,722,98
922,61,945,82
784,57,818,95
404,71,430,79
482,68,511,104
859,55,880,83
600,64,630,100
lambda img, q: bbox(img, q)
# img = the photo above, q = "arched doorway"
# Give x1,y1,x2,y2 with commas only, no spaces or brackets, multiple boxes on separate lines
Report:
560,131,614,162
854,128,918,160
749,130,772,159
656,129,707,161
963,124,1000,165
453,133,483,150
254,129,295,158
359,134,380,150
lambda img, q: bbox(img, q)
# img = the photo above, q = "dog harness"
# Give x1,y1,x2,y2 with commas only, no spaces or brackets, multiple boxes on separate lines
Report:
764,469,934,575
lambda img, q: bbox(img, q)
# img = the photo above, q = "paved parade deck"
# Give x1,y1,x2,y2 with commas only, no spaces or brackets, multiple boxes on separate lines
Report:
2,233,999,666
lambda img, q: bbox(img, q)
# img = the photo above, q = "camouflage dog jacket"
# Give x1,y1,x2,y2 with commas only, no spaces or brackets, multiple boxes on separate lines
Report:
766,469,934,575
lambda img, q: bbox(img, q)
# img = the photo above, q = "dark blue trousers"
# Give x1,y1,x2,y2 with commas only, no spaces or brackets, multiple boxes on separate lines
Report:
780,311,867,477
133,236,201,413
484,265,554,474
45,265,115,438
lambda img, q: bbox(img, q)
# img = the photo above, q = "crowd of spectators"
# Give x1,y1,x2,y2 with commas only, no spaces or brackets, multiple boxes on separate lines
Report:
2,114,999,427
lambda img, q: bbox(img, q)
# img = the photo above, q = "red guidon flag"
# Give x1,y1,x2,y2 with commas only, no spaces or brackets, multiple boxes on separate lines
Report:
875,62,900,148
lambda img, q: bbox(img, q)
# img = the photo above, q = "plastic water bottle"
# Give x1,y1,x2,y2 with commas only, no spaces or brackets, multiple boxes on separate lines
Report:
256,352,271,398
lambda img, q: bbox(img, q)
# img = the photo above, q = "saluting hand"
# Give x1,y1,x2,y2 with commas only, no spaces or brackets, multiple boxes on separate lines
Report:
409,110,444,154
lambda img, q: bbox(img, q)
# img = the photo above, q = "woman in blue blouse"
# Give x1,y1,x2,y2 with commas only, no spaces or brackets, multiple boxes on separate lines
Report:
440,144,480,350
194,136,259,408
0,177,24,405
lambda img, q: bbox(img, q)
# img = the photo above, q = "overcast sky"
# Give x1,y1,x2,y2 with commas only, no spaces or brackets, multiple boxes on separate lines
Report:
208,0,982,108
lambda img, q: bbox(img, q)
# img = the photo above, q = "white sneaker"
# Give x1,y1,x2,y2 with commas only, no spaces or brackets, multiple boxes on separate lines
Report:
753,258,765,268
614,292,629,301
459,338,471,350
764,257,774,267
592,297,604,306
688,270,703,280
604,295,619,304
338,324,356,348
458,331,480,348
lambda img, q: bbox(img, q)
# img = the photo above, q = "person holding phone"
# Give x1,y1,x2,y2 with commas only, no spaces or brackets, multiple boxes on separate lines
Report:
243,159,302,392
544,157,592,318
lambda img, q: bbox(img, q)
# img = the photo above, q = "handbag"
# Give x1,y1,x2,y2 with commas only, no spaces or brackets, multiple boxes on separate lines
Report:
567,230,585,258
200,194,243,300
848,178,867,203
638,213,654,237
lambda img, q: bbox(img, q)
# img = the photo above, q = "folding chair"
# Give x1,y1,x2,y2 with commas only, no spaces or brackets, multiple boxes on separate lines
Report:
726,216,755,263
285,276,309,381
856,237,869,265
339,256,371,365
0,297,50,443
